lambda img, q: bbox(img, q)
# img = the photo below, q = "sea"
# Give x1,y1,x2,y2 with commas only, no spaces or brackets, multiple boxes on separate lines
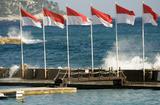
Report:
1,18,160,70
0,86,160,105
0,18,160,104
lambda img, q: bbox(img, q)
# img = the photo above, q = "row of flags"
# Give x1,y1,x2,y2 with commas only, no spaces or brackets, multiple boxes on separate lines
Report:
19,3,158,79
21,4,159,29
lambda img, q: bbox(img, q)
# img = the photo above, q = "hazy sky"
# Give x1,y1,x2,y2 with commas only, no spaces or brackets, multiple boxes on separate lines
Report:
51,0,160,17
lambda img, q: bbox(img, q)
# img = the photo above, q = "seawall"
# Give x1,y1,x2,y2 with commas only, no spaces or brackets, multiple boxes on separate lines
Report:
0,68,159,82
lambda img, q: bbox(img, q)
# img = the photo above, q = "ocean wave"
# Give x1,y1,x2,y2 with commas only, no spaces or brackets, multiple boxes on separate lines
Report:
102,38,160,70
1,27,44,45
22,39,43,44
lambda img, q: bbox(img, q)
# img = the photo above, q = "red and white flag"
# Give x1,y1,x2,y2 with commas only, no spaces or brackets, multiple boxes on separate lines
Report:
66,7,91,25
43,8,65,29
21,8,41,28
143,4,159,26
91,7,112,27
116,4,135,25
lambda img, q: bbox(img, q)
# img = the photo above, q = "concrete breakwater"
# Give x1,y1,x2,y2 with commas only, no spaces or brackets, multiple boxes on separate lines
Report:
0,68,159,82
0,87,77,97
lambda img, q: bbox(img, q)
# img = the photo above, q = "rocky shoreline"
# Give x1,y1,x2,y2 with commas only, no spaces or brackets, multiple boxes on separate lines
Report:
0,37,21,45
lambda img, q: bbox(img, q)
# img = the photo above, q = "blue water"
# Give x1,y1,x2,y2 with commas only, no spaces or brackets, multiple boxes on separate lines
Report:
0,89,160,105
0,18,160,68
0,19,160,105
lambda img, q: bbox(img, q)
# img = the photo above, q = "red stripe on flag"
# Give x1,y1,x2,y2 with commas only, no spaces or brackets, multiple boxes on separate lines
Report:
91,7,112,24
21,8,41,23
116,4,135,16
66,7,88,23
43,8,65,24
143,4,158,22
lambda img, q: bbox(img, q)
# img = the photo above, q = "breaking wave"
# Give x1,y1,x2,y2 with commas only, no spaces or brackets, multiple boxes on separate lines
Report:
102,38,160,70
9,65,19,78
6,27,43,44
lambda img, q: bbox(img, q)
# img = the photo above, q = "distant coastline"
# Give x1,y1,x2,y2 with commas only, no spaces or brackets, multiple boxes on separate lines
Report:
0,0,64,21
0,16,152,22
0,16,19,21
0,13,43,21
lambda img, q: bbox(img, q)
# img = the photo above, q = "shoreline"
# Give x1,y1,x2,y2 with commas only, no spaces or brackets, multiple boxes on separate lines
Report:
0,16,19,21
0,16,149,22
0,13,43,21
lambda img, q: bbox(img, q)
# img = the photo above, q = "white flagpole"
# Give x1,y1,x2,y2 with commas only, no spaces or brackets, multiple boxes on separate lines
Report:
42,3,47,79
66,6,71,82
19,2,24,78
90,4,94,73
90,20,94,72
142,1,145,81
115,2,119,77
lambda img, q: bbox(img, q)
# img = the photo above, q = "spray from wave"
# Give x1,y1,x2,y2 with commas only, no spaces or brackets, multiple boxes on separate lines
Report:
9,65,19,78
153,54,160,70
6,27,43,44
102,38,160,70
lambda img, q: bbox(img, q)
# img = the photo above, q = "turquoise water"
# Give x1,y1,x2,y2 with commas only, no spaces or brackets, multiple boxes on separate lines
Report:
0,89,160,105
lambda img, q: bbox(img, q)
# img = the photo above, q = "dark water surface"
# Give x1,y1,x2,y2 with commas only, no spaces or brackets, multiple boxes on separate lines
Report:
0,89,160,105
0,19,160,69
0,19,160,105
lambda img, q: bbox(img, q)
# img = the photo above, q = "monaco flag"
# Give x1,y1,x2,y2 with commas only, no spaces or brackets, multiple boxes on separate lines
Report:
143,4,159,26
21,8,41,28
91,7,112,27
66,7,91,25
43,8,65,29
116,4,135,25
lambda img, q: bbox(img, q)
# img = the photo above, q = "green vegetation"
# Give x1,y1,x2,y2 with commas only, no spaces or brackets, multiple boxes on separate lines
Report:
0,0,64,17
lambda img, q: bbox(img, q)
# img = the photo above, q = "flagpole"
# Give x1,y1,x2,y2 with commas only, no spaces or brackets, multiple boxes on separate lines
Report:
90,20,94,73
19,2,24,78
42,3,47,79
90,4,94,73
142,1,145,81
115,2,119,77
66,5,71,82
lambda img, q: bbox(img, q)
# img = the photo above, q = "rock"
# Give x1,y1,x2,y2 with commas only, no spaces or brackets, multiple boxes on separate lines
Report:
0,37,22,45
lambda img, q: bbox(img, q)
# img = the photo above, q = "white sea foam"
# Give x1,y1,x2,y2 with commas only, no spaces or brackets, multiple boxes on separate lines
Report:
102,52,153,70
7,27,43,44
23,64,41,69
9,65,19,78
153,54,160,70
102,38,160,70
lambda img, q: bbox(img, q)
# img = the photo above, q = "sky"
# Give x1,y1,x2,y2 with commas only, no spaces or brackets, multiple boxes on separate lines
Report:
51,0,160,17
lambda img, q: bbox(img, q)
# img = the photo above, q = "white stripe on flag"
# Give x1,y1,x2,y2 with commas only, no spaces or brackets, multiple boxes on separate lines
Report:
22,17,41,28
92,16,112,27
143,13,158,26
44,17,64,29
68,16,91,25
117,14,135,25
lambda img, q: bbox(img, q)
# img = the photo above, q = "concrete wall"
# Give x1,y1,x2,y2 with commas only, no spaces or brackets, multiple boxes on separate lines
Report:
0,68,9,78
0,68,159,82
122,70,159,82
23,69,61,80
122,70,143,81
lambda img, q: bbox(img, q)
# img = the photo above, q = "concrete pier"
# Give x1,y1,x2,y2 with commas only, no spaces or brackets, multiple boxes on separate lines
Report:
0,68,160,89
0,87,77,97
0,68,159,82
